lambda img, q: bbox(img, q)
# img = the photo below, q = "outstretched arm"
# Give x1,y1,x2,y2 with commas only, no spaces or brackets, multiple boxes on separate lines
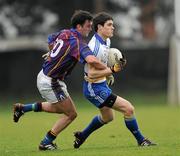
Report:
87,64,112,79
87,63,122,79
85,55,121,79
85,55,107,70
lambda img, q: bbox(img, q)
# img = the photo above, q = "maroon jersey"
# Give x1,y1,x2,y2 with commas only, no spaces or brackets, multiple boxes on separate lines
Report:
43,28,93,80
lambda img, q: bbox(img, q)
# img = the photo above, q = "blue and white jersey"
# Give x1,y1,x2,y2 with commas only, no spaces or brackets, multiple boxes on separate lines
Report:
84,33,111,82
83,33,112,108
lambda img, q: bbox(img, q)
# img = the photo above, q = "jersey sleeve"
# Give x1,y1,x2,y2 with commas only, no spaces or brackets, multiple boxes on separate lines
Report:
79,44,94,64
69,37,94,64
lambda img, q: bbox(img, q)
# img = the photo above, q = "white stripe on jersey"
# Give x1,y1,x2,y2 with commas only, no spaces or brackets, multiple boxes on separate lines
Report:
84,34,111,82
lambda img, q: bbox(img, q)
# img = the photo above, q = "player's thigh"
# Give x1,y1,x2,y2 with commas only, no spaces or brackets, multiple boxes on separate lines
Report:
37,70,69,103
112,96,134,114
100,106,114,123
83,81,112,108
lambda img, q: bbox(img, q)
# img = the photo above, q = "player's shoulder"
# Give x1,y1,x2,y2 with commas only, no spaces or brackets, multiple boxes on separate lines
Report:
47,31,61,44
47,29,71,43
88,34,97,49
60,29,73,38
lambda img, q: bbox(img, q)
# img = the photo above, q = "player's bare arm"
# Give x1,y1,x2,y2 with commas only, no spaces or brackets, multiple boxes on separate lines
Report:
87,64,112,79
86,63,122,83
85,55,107,70
85,55,121,78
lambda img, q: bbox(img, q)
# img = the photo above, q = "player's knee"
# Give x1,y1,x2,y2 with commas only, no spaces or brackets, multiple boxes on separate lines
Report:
68,111,77,121
102,116,114,123
106,116,114,123
125,102,134,116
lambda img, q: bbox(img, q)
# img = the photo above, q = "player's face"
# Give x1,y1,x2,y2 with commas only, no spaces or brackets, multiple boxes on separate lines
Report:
78,20,93,37
100,20,114,39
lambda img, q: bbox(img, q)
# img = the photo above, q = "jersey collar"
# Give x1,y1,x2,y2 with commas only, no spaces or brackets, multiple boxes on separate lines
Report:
95,33,107,45
70,28,83,39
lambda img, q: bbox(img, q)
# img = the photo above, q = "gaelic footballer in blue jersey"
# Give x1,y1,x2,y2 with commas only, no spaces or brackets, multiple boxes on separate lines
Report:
13,10,117,151
73,12,156,148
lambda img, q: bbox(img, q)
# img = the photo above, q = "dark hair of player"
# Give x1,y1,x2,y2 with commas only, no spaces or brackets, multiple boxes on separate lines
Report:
71,10,93,28
93,12,113,32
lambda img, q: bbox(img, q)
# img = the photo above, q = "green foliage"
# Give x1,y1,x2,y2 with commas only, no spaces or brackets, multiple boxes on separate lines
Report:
0,95,180,156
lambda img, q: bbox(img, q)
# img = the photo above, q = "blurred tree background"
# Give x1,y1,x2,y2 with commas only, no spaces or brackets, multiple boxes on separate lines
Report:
0,0,174,99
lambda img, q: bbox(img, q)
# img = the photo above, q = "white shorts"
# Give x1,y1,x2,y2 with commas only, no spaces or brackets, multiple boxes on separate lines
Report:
37,70,69,103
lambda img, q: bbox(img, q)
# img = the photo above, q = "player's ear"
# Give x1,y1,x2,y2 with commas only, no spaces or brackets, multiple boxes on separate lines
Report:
97,24,103,30
76,24,82,31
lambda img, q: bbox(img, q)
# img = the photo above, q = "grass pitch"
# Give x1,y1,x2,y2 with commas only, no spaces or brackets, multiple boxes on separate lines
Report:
0,94,180,156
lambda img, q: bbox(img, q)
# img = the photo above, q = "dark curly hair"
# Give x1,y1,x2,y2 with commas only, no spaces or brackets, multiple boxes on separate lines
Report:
71,10,93,28
93,12,113,32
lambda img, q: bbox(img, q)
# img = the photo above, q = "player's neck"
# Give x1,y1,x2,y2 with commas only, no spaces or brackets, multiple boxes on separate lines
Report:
97,32,107,41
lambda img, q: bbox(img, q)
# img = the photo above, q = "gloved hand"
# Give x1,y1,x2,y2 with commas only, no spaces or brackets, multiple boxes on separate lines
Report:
110,63,121,73
106,74,114,86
